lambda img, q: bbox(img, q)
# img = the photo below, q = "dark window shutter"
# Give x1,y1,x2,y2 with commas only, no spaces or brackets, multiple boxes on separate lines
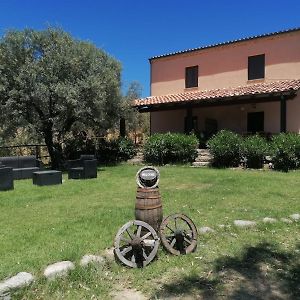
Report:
185,66,198,88
247,112,264,133
248,54,265,80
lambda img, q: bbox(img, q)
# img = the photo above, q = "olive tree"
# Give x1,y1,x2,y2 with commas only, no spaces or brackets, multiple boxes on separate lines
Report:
122,81,150,143
0,27,121,168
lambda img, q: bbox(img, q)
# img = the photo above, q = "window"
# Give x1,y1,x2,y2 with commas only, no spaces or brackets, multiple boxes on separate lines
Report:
185,66,198,88
248,54,265,80
247,112,264,133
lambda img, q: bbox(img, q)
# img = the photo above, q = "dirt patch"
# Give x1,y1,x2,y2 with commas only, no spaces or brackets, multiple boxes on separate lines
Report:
167,183,212,191
111,288,147,300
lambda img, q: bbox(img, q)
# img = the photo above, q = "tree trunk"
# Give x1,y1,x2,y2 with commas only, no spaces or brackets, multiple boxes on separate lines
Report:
43,124,62,170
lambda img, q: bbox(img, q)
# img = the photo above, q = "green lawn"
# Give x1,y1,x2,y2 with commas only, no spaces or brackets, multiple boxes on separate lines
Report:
0,165,299,299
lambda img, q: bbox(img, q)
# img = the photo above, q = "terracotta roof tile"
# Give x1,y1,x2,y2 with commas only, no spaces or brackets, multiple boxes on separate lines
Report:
134,79,300,108
150,27,300,60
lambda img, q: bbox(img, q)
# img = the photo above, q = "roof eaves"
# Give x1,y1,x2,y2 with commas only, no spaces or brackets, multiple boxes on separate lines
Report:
149,27,300,61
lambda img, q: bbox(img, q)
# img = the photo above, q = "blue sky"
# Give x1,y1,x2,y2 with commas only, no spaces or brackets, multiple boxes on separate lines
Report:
0,0,299,97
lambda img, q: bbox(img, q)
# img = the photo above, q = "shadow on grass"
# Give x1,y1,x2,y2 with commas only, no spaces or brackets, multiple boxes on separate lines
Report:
154,242,300,299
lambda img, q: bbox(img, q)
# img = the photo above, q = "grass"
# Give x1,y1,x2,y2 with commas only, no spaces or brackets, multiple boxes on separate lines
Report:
0,164,299,299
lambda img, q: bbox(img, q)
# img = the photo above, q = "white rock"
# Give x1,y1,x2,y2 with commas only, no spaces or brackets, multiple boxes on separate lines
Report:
234,220,257,228
0,272,34,295
43,261,75,280
0,292,11,300
103,247,115,261
263,217,277,223
198,226,215,234
281,218,293,224
290,214,300,221
80,255,105,267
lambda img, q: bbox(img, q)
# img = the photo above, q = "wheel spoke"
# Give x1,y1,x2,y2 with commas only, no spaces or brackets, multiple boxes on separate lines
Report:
136,225,142,237
121,246,132,256
126,229,134,240
166,234,175,240
183,230,193,237
184,237,192,245
141,231,152,241
142,249,148,260
131,255,135,263
170,238,176,248
143,239,155,247
166,224,175,233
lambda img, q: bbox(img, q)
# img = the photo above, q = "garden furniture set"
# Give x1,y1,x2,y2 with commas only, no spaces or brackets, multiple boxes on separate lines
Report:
0,155,97,190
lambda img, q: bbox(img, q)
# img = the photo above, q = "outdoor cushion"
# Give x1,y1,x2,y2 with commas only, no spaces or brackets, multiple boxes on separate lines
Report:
19,156,37,168
0,157,19,169
0,167,14,191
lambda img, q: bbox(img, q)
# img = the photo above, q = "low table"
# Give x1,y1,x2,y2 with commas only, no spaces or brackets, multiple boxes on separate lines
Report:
33,170,62,186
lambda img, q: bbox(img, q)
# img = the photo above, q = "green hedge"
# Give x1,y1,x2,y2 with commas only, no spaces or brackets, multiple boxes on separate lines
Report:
240,135,268,169
143,133,198,165
207,130,242,168
97,137,136,163
207,130,300,171
270,133,300,171
64,136,136,163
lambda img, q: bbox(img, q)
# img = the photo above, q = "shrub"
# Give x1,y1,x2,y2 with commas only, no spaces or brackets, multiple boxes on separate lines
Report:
241,135,268,169
118,137,137,161
270,133,300,171
143,133,198,165
97,137,136,163
63,134,95,160
207,130,242,167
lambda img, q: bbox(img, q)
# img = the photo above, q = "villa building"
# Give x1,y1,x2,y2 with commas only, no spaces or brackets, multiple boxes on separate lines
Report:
134,28,300,137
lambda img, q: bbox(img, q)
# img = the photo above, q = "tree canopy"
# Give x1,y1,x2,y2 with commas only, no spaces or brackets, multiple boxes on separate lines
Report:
122,81,149,143
0,27,121,168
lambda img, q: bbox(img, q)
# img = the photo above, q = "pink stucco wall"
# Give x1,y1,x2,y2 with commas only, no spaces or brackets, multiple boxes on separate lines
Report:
150,30,300,134
287,93,300,133
151,31,300,96
151,94,300,134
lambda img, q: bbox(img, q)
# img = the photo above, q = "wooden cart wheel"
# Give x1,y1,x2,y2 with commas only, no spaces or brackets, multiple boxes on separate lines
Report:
159,213,198,255
114,220,160,268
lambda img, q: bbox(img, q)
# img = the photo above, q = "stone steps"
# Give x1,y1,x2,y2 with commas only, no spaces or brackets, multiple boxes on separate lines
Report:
127,151,144,165
192,148,213,167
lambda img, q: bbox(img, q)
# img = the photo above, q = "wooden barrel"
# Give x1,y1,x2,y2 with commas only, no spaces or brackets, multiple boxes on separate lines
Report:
135,187,163,232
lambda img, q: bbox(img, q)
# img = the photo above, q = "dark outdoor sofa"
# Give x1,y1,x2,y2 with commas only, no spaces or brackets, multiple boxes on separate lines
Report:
0,163,14,190
67,155,97,179
0,156,43,180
